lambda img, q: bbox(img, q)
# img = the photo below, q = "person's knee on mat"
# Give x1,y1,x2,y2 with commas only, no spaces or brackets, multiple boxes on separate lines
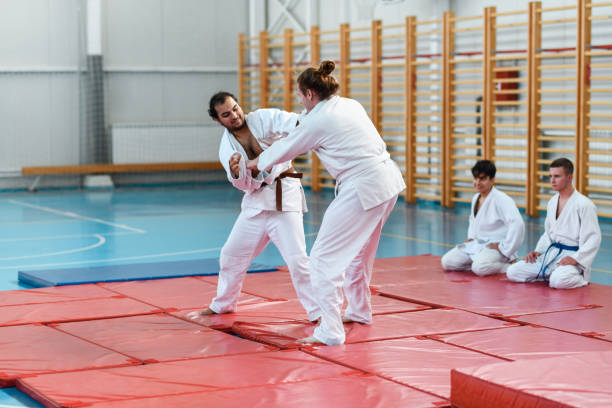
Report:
548,266,588,289
471,261,496,276
441,252,467,271
506,262,528,282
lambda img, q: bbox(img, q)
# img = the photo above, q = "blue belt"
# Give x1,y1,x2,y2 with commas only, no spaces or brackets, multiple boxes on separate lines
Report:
536,242,579,282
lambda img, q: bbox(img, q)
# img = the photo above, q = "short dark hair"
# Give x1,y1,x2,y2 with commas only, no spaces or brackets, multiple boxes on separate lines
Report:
550,157,574,175
471,160,496,179
208,91,238,119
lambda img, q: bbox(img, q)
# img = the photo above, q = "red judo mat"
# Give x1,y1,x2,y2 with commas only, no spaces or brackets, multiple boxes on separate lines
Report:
508,307,612,342
232,308,517,348
198,268,423,309
54,313,273,363
0,296,160,327
0,284,116,307
100,276,266,310
0,324,138,388
171,299,312,330
199,256,467,299
376,278,603,317
450,351,612,408
170,294,428,331
370,255,468,285
433,325,612,361
198,266,304,301
307,337,504,399
17,350,358,408
7,255,612,408
84,375,447,408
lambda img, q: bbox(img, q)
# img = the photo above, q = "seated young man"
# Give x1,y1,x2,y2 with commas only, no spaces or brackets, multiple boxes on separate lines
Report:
441,160,525,276
507,158,601,289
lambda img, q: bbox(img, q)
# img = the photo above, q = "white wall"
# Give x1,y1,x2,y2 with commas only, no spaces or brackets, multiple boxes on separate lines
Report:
0,0,81,178
2,0,609,192
0,0,249,189
264,0,449,33
103,0,248,124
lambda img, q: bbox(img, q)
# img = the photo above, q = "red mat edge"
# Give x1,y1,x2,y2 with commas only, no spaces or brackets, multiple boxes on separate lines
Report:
0,309,163,329
49,314,280,363
0,284,120,309
300,344,452,401
500,319,612,344
424,332,516,362
450,368,573,408
15,360,370,408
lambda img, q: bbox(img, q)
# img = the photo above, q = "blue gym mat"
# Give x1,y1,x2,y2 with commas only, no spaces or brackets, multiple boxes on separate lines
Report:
18,258,278,287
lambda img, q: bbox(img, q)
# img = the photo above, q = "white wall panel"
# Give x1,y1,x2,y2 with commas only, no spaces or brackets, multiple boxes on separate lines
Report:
105,74,164,123
104,0,164,66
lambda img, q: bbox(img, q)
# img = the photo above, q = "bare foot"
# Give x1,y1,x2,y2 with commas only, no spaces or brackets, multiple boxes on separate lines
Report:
297,336,322,345
199,307,216,316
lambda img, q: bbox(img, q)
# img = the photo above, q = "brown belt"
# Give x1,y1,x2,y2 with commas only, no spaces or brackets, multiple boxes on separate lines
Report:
275,167,303,211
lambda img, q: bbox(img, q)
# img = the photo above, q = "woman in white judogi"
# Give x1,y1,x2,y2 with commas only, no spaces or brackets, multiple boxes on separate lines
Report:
442,161,525,276
199,93,320,321
248,61,406,345
507,159,601,289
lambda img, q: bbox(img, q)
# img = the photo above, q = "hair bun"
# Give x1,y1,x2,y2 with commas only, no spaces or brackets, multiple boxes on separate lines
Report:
318,60,335,76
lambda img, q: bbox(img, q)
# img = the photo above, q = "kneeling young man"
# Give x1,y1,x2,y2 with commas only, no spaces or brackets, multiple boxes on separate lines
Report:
507,158,601,289
442,160,525,276
197,91,320,321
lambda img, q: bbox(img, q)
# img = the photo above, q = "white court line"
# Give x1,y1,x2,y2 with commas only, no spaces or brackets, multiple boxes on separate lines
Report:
0,234,106,261
0,231,136,243
0,247,223,271
8,199,146,233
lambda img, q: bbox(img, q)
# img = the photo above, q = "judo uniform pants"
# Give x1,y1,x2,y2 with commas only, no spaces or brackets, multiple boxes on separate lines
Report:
441,246,510,276
507,256,587,289
310,183,397,345
210,210,320,320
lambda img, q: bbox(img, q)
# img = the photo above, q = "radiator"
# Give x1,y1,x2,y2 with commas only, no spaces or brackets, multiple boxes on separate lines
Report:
111,123,221,164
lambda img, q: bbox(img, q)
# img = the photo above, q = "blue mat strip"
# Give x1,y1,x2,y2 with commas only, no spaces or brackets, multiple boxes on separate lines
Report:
18,258,278,287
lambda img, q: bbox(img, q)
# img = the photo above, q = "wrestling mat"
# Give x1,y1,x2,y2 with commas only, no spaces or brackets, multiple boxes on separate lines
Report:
3,255,611,407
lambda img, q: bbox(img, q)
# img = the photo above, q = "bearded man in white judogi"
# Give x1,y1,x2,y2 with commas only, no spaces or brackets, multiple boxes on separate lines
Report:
507,158,601,289
442,160,525,276
194,92,320,321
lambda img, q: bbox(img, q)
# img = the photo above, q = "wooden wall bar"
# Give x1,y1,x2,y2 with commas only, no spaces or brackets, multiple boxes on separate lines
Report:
237,0,612,217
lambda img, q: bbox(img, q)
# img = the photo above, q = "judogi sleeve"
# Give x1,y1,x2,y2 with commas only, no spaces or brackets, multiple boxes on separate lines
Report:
248,109,300,185
271,109,299,134
497,195,525,258
261,109,300,184
257,113,323,172
572,200,601,269
219,134,265,194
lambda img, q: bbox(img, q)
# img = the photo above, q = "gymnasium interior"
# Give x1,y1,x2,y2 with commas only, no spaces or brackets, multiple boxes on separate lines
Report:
0,0,611,407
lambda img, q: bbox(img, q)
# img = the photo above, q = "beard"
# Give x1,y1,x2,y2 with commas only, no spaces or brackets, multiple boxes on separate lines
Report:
227,116,246,132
